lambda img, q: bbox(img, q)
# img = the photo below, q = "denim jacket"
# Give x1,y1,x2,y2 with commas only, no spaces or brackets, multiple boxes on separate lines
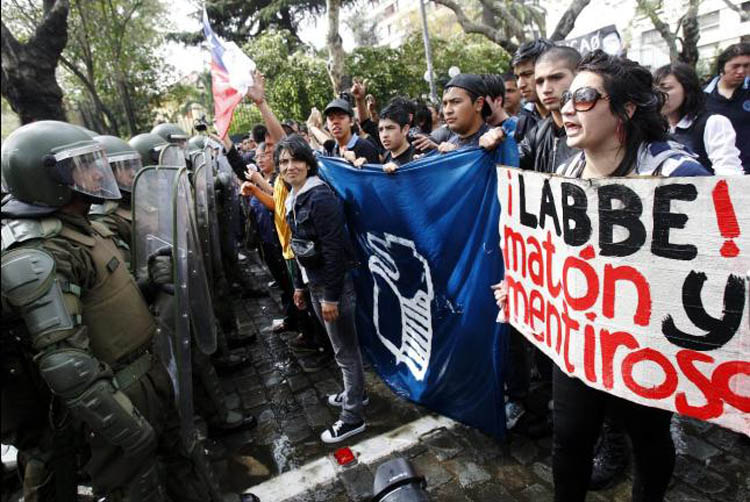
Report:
285,176,356,302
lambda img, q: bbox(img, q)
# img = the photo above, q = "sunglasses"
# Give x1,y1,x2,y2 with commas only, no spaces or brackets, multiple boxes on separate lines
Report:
561,87,610,112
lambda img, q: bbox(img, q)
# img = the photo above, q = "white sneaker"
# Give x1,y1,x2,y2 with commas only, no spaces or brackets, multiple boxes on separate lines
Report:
320,419,366,444
327,392,370,407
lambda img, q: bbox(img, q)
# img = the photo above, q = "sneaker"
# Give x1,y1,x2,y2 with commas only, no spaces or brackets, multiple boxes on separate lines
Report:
320,419,366,444
505,400,525,430
288,333,325,354
327,391,369,407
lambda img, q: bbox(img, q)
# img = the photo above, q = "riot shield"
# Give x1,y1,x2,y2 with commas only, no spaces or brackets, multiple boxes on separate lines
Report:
132,166,193,441
132,167,217,443
159,144,187,167
205,149,228,282
191,151,213,288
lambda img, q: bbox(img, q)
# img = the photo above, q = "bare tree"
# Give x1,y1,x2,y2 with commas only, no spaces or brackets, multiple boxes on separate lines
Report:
432,0,591,53
1,0,70,123
637,0,701,66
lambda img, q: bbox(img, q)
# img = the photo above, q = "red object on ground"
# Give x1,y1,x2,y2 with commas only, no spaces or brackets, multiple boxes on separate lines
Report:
334,447,356,466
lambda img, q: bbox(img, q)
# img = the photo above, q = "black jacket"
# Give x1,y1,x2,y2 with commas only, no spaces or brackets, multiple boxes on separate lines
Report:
287,181,356,302
518,117,578,173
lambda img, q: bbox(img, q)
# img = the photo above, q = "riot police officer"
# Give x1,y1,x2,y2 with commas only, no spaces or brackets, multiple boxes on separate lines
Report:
89,134,141,268
0,121,219,501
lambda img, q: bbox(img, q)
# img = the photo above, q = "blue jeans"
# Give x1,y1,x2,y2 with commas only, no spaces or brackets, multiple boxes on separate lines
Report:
308,277,365,424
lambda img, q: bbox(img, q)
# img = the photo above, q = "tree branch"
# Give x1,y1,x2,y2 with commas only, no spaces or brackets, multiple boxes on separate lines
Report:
720,0,750,22
550,0,591,41
636,0,679,62
433,0,517,53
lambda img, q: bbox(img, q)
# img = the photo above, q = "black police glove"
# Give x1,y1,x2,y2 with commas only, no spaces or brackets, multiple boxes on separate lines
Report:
147,246,174,294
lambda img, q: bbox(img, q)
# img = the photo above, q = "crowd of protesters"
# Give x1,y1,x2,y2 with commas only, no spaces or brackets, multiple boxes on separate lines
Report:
224,40,747,501
2,29,746,501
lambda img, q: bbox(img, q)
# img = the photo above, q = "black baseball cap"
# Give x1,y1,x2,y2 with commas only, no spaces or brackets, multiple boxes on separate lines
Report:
444,74,492,117
323,98,354,117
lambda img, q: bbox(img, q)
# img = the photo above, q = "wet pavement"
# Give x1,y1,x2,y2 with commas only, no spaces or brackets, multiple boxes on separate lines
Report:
212,252,750,502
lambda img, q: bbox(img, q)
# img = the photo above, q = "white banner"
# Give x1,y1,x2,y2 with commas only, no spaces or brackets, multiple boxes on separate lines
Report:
496,166,749,435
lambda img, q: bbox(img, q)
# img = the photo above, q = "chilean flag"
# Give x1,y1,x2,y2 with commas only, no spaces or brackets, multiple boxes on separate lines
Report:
202,8,255,138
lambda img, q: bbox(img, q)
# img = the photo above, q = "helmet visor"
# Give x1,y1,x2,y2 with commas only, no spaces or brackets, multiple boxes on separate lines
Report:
109,152,141,192
54,144,121,200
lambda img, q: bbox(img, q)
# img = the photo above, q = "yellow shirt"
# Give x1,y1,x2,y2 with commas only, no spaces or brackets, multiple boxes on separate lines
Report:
273,177,294,259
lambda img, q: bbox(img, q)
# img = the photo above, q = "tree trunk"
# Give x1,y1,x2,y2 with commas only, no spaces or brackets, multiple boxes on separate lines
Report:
679,0,700,67
326,0,345,95
550,0,592,41
1,0,70,124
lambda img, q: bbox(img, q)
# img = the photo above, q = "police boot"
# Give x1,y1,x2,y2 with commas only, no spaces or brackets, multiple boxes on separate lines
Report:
589,418,629,491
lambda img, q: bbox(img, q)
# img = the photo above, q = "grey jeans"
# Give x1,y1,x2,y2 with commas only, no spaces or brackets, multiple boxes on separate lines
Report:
309,277,365,424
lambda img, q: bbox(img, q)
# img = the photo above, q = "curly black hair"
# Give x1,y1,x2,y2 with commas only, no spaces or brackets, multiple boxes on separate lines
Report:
577,49,668,176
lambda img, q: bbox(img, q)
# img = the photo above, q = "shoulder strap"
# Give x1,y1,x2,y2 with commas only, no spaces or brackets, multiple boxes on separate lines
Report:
90,220,115,238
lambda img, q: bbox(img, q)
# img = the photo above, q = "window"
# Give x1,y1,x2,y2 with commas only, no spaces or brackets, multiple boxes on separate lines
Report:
698,11,720,31
641,29,662,46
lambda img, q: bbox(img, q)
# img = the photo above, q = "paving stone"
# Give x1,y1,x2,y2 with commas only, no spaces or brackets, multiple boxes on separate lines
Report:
297,388,321,407
339,464,374,502
509,437,538,465
450,458,491,488
303,406,334,430
314,377,342,397
240,388,268,409
665,484,717,502
467,481,517,502
674,455,730,495
518,483,553,502
495,464,535,492
261,370,283,387
705,426,749,458
421,428,464,461
429,481,472,501
280,415,313,445
410,451,454,489
532,461,553,485
682,434,721,461
287,373,311,393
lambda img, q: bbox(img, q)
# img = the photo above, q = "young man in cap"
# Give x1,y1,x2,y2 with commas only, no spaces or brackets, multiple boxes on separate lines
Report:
437,73,492,153
323,98,380,164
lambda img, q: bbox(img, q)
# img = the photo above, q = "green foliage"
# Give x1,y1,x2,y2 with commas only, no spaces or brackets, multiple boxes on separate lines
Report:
230,28,510,134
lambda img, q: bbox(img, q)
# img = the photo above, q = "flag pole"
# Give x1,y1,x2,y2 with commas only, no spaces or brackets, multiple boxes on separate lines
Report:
419,0,438,105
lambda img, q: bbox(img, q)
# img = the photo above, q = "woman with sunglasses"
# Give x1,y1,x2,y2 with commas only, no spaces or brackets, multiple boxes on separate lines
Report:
654,62,744,175
554,50,709,502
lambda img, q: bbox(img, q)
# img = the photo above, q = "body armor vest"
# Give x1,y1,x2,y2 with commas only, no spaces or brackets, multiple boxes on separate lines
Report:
57,220,155,367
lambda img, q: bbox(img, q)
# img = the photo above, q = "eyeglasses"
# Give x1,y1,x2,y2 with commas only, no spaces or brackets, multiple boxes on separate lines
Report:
560,87,610,112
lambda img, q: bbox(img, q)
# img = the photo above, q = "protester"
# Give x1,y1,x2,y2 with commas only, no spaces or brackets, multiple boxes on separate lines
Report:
277,134,368,443
552,50,709,501
323,97,380,165
436,74,492,152
512,39,554,143
703,42,750,172
378,103,416,173
655,62,744,174
481,74,518,137
502,72,522,116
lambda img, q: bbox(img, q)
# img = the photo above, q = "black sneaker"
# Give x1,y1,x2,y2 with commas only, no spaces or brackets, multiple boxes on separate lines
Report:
327,391,369,407
320,419,366,444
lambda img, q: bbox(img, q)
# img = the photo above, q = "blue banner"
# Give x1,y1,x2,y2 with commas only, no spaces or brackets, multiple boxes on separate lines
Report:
318,148,509,437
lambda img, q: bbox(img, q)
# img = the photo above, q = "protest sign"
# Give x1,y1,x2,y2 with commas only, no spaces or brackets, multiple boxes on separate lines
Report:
496,166,749,435
319,149,510,437
561,25,623,57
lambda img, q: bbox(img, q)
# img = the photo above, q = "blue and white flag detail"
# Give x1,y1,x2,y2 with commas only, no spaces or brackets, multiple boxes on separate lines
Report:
319,149,509,437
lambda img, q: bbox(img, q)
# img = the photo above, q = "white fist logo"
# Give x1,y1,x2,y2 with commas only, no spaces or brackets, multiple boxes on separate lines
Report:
367,232,434,381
